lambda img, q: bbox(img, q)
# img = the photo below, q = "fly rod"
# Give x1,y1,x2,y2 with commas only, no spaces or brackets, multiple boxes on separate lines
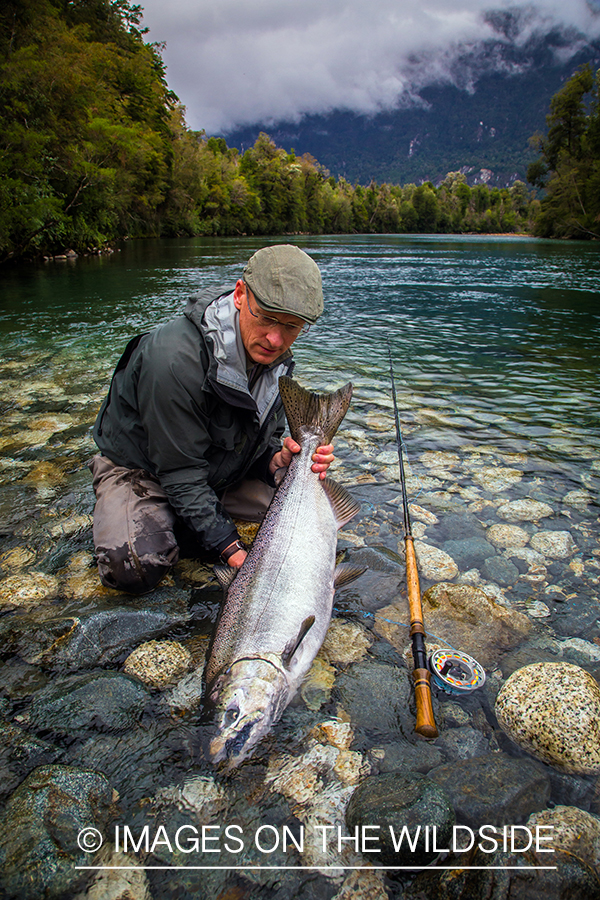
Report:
387,341,438,739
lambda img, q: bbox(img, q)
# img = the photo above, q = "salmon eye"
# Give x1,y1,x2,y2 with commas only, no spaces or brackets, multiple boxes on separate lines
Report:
224,707,239,726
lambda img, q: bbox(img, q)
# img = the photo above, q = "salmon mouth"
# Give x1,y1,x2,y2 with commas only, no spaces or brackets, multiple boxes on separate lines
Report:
224,720,255,759
207,710,266,765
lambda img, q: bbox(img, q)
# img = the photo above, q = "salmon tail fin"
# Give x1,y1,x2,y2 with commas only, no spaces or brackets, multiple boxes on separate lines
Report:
279,376,353,445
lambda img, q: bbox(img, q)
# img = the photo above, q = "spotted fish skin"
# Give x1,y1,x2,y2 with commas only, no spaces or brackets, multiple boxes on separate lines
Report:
202,376,361,766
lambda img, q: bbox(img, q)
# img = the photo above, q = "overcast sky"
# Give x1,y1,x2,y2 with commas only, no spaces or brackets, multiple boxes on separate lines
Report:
137,0,600,135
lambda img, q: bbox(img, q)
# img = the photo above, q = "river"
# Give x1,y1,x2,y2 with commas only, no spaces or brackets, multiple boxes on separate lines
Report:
0,234,599,898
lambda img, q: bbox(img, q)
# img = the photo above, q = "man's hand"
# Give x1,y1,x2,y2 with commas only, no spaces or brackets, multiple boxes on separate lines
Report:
221,541,247,569
269,436,335,481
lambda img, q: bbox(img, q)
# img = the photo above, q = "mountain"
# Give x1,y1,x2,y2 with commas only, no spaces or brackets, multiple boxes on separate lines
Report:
222,32,600,188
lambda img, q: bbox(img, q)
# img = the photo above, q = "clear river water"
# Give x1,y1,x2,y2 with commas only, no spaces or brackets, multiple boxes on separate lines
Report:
0,234,599,899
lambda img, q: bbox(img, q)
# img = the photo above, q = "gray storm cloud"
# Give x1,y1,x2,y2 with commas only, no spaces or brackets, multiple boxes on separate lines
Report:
138,0,600,133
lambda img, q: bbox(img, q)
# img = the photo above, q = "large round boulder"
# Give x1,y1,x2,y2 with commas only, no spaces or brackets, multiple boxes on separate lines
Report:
495,662,600,774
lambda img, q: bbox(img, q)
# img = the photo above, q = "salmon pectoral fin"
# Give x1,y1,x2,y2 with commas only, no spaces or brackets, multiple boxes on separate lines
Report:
282,615,316,669
333,563,367,589
322,477,361,528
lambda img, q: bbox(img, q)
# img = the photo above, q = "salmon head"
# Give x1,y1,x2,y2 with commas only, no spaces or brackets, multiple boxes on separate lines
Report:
202,657,289,766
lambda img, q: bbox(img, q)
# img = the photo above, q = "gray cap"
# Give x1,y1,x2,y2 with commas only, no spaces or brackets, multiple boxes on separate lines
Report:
243,245,324,324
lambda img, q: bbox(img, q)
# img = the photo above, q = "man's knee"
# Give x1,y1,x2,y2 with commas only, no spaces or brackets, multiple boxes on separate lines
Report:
89,456,180,594
95,534,179,594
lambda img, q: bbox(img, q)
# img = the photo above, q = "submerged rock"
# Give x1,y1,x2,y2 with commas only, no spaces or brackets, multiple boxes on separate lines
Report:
331,868,389,900
527,806,600,868
0,764,115,900
495,662,600,774
530,530,577,559
320,619,372,665
440,536,496,569
414,541,459,580
162,668,205,715
123,640,192,690
497,499,554,522
375,582,531,670
429,753,550,827
153,774,228,818
481,555,520,585
46,605,194,670
300,656,337,711
0,546,37,572
472,467,523,493
405,847,600,900
345,772,455,866
71,844,151,900
0,572,59,609
334,659,416,740
486,523,530,549
28,672,151,735
0,723,61,801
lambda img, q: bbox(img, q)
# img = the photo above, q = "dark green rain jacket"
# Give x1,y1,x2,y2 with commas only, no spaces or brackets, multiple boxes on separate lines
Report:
93,285,294,553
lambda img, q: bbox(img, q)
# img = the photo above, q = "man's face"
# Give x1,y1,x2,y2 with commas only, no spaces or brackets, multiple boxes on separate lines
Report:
233,280,306,365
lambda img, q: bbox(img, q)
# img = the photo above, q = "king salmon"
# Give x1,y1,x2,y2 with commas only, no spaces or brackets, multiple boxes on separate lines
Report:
202,375,364,766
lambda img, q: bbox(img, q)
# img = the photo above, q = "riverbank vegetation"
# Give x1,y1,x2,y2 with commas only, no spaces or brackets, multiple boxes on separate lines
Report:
527,64,600,240
0,0,597,261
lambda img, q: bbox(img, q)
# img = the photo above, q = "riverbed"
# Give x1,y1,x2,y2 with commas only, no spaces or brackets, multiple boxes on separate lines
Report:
0,234,599,899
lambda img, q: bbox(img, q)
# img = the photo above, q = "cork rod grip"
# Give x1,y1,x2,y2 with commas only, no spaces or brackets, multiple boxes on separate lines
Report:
405,535,439,739
413,668,438,738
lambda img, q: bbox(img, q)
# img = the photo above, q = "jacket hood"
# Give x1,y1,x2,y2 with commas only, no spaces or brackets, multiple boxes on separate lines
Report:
185,287,293,425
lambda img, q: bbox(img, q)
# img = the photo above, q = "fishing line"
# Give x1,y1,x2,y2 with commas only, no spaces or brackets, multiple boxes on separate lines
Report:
332,607,486,695
332,607,460,653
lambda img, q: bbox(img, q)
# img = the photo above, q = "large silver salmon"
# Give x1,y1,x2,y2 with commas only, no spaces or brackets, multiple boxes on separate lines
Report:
202,376,363,766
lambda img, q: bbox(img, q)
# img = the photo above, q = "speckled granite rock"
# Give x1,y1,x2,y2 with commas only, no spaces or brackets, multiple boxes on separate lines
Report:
530,530,577,559
123,640,192,689
527,806,600,868
413,541,459,580
0,572,59,608
495,662,600,774
320,619,372,665
486,524,530,549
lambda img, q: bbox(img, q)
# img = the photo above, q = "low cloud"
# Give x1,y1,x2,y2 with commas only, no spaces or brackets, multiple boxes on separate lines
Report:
138,0,600,133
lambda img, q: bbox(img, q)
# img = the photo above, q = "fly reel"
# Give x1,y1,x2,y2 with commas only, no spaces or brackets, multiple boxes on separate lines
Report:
428,649,486,695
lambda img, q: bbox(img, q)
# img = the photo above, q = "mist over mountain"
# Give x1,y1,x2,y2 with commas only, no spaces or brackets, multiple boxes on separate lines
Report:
222,31,600,188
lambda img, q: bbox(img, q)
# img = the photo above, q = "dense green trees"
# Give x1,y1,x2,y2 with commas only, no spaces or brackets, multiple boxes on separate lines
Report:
0,0,173,259
528,64,600,239
0,0,536,262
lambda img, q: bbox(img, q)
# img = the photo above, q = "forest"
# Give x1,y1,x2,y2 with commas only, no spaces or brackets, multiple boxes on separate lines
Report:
0,0,598,261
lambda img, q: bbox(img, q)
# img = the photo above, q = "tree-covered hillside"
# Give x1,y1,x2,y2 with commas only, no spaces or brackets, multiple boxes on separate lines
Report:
5,0,597,260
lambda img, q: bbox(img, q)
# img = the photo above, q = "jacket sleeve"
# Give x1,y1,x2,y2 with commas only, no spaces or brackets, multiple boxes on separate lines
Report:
135,323,241,554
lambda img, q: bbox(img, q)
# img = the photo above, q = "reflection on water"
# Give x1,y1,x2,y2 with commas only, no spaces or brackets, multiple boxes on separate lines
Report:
0,235,600,898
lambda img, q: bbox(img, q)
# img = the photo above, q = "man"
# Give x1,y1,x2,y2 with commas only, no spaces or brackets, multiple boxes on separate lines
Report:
89,244,334,594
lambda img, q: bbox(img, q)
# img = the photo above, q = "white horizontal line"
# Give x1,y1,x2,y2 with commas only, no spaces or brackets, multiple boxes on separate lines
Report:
76,865,558,871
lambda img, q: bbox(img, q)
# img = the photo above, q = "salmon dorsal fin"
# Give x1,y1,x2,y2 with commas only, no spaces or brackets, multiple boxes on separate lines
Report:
279,377,353,445
282,615,315,669
322,477,361,528
214,565,237,591
334,563,367,588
